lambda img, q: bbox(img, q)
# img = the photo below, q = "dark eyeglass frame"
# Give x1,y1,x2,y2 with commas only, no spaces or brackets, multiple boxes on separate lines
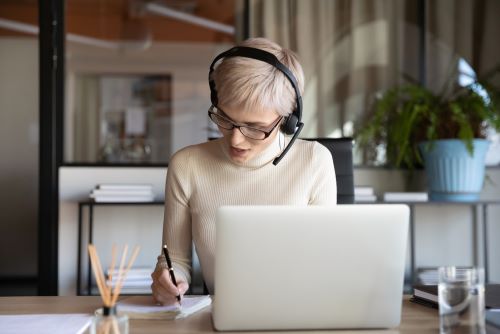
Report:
208,106,283,140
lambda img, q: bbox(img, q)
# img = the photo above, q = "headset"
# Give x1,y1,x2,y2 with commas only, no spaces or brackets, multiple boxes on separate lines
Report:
208,46,304,166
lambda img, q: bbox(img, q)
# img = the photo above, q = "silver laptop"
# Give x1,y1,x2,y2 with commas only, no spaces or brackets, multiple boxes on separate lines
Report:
213,205,409,331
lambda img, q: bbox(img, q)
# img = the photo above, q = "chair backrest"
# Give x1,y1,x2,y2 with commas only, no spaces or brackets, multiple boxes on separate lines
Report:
304,138,354,204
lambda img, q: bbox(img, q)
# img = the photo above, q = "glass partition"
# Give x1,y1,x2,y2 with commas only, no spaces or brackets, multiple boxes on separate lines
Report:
64,0,240,164
63,0,500,166
248,0,500,166
0,0,39,288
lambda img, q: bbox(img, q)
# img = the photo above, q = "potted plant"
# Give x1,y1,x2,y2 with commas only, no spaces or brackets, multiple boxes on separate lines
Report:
356,63,500,201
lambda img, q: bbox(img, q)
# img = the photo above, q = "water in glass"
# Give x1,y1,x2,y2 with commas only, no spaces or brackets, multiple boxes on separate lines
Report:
439,269,485,334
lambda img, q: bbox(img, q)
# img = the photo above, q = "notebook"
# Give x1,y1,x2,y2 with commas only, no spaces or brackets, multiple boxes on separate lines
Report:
487,310,500,328
413,284,500,309
97,295,211,320
213,205,409,331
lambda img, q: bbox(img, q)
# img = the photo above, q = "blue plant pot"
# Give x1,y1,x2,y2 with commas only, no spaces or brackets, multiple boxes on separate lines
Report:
419,139,489,202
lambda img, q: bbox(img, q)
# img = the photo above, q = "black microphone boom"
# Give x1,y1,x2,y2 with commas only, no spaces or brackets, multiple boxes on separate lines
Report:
272,122,304,166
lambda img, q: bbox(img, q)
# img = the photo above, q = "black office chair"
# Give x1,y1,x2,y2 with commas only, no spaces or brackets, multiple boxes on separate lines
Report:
304,138,354,204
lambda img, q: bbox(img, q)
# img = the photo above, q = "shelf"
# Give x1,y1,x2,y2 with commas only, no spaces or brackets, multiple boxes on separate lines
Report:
80,201,164,206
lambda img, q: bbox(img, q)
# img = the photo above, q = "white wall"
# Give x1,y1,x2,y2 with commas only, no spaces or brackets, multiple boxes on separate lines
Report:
355,167,500,282
0,38,38,277
58,166,500,295
58,167,166,295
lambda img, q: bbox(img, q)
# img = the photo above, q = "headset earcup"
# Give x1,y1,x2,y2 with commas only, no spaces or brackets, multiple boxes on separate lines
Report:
281,113,298,135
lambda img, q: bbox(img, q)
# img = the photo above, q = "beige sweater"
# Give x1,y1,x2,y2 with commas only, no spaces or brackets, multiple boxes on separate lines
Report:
156,136,337,293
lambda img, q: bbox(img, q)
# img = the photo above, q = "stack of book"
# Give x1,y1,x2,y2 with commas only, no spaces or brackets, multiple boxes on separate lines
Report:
383,192,428,202
90,184,155,203
107,267,153,294
354,186,377,202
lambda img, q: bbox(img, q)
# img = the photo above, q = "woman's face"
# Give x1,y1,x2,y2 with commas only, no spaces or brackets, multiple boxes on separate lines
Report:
217,105,282,164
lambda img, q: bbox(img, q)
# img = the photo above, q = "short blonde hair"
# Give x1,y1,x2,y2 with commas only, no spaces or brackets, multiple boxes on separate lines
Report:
212,38,305,117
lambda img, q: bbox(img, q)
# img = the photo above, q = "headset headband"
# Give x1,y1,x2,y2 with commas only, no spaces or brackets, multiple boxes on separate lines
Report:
208,46,304,165
208,46,302,123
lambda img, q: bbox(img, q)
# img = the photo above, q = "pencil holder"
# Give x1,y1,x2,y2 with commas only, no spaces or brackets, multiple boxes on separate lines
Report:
90,305,129,334
87,243,139,334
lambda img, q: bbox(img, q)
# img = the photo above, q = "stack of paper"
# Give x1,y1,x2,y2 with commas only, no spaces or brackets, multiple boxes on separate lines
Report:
98,295,212,320
383,192,428,202
417,268,439,285
354,186,377,202
107,267,153,294
90,184,154,203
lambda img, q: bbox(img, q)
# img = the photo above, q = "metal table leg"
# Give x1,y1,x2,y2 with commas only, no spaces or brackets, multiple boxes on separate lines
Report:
87,204,94,295
483,204,489,283
409,204,416,285
472,205,479,267
77,203,83,295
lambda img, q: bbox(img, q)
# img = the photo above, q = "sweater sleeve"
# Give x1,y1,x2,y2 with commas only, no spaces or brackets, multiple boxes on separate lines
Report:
155,150,193,284
309,143,337,205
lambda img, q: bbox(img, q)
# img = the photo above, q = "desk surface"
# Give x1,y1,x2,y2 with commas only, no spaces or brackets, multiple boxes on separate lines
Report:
0,295,443,334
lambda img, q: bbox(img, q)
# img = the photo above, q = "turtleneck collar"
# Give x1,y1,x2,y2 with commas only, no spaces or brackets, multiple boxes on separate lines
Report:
218,133,283,169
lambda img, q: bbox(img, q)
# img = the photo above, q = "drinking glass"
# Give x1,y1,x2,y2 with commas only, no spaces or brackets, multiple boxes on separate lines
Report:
438,267,485,334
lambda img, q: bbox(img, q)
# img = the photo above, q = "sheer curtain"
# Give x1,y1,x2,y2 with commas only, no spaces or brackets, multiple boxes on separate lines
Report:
248,0,500,164
425,0,500,90
249,0,405,138
73,75,100,162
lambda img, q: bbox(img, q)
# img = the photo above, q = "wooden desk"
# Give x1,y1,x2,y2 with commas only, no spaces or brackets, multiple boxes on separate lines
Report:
0,295,443,333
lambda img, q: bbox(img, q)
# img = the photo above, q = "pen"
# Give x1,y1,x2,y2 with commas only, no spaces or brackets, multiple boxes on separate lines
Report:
162,244,181,304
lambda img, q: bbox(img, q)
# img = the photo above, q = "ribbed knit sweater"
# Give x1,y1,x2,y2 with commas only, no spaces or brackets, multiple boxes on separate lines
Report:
156,136,337,293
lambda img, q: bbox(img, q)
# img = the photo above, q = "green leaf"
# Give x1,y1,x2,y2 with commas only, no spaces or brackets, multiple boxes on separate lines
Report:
355,65,500,168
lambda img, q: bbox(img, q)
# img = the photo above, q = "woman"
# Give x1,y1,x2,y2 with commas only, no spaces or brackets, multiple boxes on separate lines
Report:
151,38,337,305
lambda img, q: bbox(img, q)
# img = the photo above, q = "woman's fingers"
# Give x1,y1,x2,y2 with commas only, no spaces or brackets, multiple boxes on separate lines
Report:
150,268,189,305
157,270,182,295
151,281,180,305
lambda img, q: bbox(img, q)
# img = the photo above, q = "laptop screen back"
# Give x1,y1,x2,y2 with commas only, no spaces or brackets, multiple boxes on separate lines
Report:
213,205,409,331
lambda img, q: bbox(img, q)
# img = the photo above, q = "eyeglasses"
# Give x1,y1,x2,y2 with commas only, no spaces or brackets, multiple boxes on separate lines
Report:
208,106,283,140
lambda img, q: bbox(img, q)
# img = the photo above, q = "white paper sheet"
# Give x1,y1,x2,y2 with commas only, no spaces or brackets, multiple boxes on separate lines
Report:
0,314,91,334
115,295,211,320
